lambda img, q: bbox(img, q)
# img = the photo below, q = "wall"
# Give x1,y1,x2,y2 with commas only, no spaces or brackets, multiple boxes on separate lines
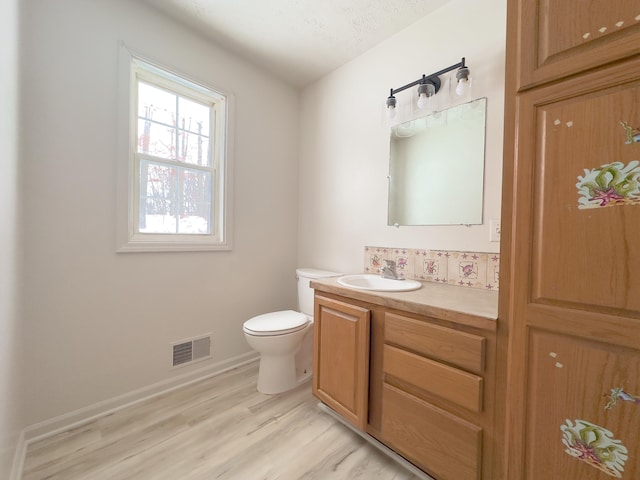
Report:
21,0,299,426
0,0,24,475
298,0,506,274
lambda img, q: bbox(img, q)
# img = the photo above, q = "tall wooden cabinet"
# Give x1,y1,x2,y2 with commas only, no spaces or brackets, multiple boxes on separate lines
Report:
501,1,640,479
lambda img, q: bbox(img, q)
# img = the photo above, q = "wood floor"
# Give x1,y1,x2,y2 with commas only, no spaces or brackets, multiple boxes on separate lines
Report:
22,362,420,479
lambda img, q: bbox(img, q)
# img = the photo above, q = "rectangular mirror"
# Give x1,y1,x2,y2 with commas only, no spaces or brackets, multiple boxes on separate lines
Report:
387,97,487,226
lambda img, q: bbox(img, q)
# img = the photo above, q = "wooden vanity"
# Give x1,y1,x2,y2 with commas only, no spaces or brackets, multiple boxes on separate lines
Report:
310,277,498,480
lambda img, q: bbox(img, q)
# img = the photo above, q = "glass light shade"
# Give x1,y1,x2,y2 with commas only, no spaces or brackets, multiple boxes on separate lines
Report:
387,105,397,118
417,93,428,109
456,78,469,96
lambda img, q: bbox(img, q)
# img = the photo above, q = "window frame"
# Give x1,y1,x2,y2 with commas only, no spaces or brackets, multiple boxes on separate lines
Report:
116,46,234,252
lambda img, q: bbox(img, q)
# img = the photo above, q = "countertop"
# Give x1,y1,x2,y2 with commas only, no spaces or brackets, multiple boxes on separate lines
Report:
311,276,499,332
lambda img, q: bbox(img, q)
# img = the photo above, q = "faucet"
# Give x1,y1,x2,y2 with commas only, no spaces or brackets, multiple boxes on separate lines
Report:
380,259,403,280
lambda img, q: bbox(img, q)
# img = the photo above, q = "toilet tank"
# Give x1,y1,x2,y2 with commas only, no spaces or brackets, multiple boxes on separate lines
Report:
296,268,341,317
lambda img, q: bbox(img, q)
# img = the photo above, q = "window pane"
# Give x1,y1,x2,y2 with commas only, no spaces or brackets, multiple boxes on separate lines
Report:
139,160,177,233
137,119,176,160
179,131,210,166
178,96,210,134
179,168,212,234
138,82,176,126
138,161,212,235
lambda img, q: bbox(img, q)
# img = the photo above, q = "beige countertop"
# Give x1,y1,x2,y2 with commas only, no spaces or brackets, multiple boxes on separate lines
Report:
311,276,499,332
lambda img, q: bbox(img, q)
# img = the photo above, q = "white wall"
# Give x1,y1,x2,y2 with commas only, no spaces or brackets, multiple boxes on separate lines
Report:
0,0,24,474
21,0,300,425
17,0,506,440
298,0,506,274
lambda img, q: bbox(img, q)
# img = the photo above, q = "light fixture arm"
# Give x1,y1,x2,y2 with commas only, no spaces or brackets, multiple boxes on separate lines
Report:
387,57,467,97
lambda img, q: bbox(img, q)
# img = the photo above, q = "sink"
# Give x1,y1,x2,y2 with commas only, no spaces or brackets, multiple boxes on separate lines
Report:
337,274,422,292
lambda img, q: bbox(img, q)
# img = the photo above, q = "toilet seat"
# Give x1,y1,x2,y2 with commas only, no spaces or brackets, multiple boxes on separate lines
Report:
243,310,309,336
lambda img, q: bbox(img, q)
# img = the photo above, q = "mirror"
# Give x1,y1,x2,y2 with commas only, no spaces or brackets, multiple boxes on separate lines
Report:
387,97,487,226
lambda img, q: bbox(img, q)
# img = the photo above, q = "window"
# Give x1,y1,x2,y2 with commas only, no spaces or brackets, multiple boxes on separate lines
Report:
117,51,233,252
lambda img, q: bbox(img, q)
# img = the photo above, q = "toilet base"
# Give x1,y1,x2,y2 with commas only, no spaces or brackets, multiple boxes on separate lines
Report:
256,353,299,394
245,320,314,395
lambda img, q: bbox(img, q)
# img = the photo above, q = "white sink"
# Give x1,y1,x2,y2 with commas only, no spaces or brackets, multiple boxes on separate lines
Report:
337,274,422,292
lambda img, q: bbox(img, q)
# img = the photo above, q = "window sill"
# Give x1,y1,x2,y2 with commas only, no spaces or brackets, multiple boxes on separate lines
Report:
117,237,232,253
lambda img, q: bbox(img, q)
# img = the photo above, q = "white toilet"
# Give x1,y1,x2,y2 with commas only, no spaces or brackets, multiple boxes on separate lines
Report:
243,268,341,394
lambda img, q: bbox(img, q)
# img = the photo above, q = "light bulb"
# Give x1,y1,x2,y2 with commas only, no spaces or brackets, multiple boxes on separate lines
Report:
416,82,435,110
417,93,428,109
456,78,469,96
387,105,396,119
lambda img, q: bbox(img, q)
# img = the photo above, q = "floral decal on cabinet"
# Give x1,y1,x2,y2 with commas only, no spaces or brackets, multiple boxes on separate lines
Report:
561,419,628,478
605,387,640,410
577,160,640,209
620,121,640,144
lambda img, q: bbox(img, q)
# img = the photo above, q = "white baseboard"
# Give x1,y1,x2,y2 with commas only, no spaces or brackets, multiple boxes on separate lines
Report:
9,430,26,480
13,352,259,478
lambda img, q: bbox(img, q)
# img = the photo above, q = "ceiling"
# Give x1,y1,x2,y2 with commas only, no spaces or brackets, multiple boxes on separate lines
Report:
144,0,451,87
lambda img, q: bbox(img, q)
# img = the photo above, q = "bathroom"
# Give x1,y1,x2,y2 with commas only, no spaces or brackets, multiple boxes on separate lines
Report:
1,0,506,477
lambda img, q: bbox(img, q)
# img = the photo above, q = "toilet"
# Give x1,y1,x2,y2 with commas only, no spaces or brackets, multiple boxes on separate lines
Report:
243,268,341,394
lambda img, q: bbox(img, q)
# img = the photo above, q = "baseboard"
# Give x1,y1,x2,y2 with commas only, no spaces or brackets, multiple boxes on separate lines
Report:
8,430,26,480
316,402,435,480
13,351,259,478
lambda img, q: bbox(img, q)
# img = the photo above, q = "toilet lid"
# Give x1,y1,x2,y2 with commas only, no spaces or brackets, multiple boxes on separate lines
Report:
243,310,309,336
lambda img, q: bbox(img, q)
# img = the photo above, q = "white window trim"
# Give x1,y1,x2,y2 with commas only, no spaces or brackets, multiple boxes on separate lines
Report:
116,44,234,252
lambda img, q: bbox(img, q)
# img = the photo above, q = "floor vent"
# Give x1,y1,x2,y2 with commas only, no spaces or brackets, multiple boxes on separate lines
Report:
172,334,212,367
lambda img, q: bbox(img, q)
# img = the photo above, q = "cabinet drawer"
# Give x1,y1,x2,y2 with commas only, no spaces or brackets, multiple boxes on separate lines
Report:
385,313,485,373
384,344,483,412
382,383,482,480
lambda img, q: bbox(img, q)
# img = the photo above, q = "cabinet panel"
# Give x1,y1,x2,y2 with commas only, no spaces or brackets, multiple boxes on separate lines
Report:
313,295,370,430
524,330,640,479
519,0,640,88
526,65,640,317
385,312,485,373
384,345,483,412
382,383,482,480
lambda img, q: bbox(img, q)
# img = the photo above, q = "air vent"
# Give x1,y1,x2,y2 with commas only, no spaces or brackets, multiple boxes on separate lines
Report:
172,334,211,367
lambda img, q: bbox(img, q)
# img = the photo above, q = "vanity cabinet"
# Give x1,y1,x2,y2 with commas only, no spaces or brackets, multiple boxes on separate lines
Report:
312,289,498,480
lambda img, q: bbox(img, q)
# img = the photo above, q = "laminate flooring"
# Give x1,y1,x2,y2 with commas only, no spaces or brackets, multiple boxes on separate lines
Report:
22,362,420,479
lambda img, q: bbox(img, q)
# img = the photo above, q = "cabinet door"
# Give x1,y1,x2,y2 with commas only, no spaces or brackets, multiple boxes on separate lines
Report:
312,295,370,430
517,0,640,89
526,331,639,479
504,57,640,478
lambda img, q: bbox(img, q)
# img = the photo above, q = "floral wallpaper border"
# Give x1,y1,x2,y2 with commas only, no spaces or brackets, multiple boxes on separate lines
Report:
364,246,500,291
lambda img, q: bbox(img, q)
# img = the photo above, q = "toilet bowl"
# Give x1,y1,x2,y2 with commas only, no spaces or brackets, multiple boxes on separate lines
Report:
243,268,340,394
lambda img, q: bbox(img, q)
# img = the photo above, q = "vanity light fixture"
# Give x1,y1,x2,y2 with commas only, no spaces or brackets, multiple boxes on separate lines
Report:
456,64,471,96
385,57,470,118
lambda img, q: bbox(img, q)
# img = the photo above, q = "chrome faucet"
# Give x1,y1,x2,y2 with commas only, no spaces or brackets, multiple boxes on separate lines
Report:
380,259,403,280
